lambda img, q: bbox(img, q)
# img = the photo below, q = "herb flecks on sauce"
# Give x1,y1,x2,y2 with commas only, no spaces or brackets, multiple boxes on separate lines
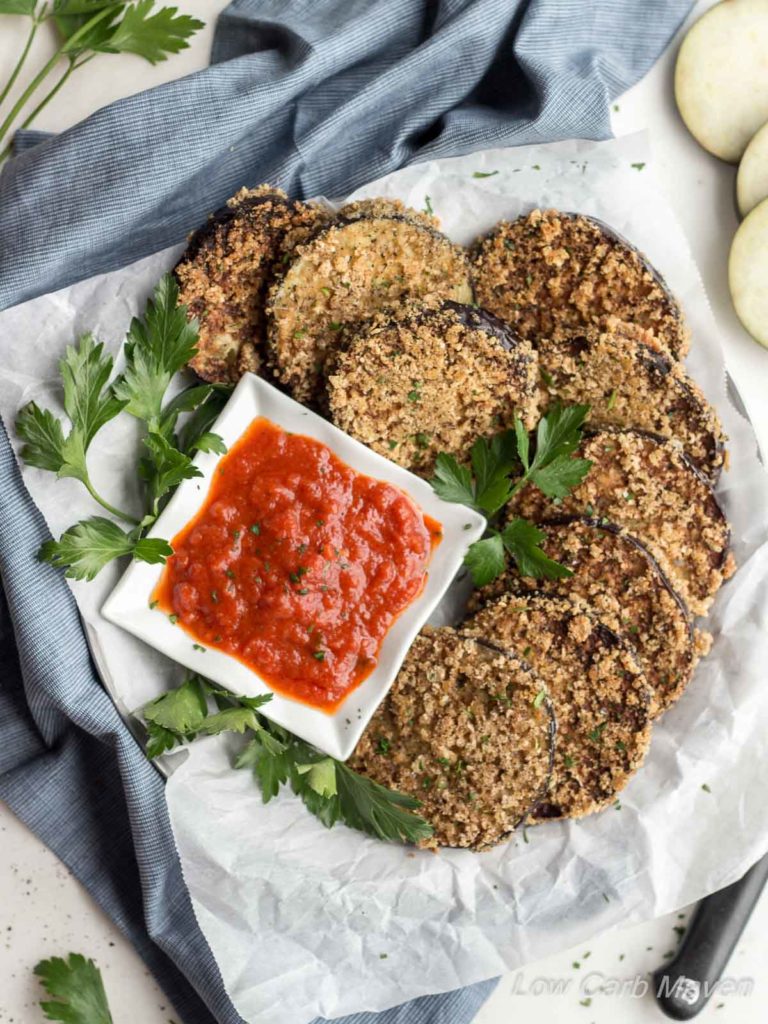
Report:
153,417,441,709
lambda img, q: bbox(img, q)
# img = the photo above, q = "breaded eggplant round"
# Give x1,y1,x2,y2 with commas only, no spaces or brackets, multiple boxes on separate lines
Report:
535,319,725,482
472,208,689,359
464,592,654,820
267,200,473,404
348,628,555,850
175,186,329,384
469,517,700,715
511,428,734,616
326,301,539,475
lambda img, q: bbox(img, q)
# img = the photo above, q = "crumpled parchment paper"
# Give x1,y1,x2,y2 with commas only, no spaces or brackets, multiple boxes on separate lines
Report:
1,134,767,1024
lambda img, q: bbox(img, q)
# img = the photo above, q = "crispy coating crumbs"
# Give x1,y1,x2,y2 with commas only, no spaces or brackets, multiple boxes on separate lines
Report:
338,197,440,231
327,302,539,476
267,209,473,404
349,628,554,850
535,318,726,482
472,208,689,359
468,518,699,715
464,592,654,820
175,185,329,383
511,428,734,616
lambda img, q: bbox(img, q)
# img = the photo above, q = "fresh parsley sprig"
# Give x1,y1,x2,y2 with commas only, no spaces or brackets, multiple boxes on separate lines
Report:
142,676,434,845
430,404,593,586
15,274,228,580
35,952,114,1024
0,2,205,163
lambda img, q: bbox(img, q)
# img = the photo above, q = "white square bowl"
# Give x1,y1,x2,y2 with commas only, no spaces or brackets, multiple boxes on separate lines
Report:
102,373,486,760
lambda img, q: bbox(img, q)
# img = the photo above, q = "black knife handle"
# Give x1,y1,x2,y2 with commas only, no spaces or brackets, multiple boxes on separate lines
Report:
653,853,768,1019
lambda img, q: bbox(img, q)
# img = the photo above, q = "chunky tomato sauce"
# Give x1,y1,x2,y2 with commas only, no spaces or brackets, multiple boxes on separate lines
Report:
154,417,441,709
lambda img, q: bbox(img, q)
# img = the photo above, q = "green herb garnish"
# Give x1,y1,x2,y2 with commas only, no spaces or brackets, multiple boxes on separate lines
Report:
429,404,592,585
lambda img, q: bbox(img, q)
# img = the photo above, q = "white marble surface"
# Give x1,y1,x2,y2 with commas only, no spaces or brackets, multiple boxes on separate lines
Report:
1,1,767,1022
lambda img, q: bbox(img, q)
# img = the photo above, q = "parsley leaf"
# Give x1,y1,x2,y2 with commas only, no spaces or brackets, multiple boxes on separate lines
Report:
335,762,433,843
112,274,199,430
34,952,113,1024
37,517,171,581
529,453,592,499
501,519,573,580
429,405,592,587
464,533,506,586
16,334,126,489
191,431,227,454
144,677,433,843
430,452,475,506
143,674,207,734
530,403,590,469
141,431,202,515
95,0,204,64
236,731,291,801
0,0,38,13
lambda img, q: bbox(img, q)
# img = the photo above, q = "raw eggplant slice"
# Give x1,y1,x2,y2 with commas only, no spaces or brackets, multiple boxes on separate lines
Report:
468,517,700,715
675,0,768,163
175,186,329,384
348,628,555,850
464,592,654,821
536,318,726,482
736,121,768,218
729,196,768,347
326,301,539,475
267,201,473,404
472,209,689,359
511,428,734,616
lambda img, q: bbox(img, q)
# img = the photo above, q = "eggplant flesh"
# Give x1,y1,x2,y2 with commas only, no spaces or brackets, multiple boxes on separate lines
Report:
267,214,473,404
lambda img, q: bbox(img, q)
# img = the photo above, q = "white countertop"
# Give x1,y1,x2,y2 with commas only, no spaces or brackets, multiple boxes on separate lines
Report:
1,2,767,1021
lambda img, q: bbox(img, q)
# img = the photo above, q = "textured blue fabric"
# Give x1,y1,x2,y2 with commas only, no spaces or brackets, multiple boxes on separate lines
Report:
0,1,693,1022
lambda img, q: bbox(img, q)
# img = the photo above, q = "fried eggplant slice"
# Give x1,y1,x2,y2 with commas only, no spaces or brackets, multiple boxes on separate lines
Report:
511,428,734,616
267,200,473,404
348,628,555,850
326,301,539,475
175,186,330,384
469,517,700,715
472,209,689,359
464,592,654,820
535,319,725,481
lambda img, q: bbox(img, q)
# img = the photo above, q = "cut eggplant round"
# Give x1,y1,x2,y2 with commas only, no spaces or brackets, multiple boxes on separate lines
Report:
510,428,734,617
267,200,473,404
348,627,555,850
468,517,698,715
175,186,330,384
736,121,768,218
326,301,540,475
472,209,689,359
729,196,768,347
674,0,768,163
464,592,654,821
536,318,726,482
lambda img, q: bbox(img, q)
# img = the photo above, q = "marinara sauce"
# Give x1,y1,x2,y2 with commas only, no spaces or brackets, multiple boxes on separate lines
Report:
153,417,441,709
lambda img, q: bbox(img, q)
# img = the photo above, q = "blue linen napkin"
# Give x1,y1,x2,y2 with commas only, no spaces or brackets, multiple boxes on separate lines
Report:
0,2,693,1021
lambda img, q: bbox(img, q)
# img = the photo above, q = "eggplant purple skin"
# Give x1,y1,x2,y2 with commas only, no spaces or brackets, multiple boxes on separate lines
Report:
471,209,688,359
555,332,725,483
582,425,731,572
537,513,696,635
440,299,522,350
566,211,683,325
457,633,557,842
481,593,653,822
175,191,294,270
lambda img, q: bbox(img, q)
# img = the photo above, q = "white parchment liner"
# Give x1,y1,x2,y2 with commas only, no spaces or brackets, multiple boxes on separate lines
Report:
1,135,767,1024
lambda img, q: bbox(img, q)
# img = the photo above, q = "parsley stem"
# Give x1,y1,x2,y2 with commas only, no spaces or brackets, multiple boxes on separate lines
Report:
0,57,79,164
0,15,40,111
82,478,140,527
0,5,115,149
